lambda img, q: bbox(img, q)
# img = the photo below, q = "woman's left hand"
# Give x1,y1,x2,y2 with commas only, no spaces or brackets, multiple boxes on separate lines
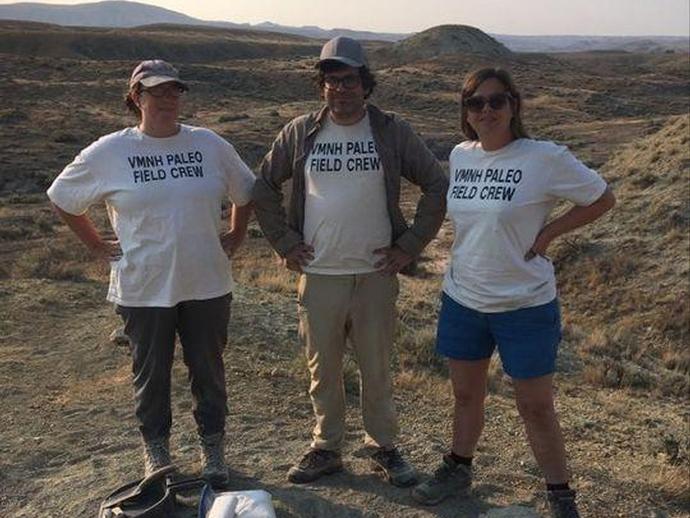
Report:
220,230,244,258
525,187,616,261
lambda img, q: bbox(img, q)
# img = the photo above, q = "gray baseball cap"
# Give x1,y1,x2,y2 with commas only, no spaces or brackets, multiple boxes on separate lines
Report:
129,60,187,89
318,37,369,68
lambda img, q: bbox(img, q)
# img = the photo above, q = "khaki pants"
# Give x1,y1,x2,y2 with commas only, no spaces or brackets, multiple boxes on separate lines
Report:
298,272,399,451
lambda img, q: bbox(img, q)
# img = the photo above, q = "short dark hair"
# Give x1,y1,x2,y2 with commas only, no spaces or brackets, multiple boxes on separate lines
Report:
315,61,377,99
460,68,529,141
125,83,142,118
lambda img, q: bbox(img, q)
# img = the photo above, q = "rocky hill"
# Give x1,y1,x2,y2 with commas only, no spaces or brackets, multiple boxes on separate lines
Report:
385,24,512,62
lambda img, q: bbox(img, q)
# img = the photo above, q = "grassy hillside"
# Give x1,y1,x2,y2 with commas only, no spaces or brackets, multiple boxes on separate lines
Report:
377,24,511,64
552,115,690,395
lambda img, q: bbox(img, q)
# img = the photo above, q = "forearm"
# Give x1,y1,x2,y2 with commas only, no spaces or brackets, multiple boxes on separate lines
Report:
51,203,104,251
230,202,253,237
400,126,449,255
252,179,302,256
253,132,303,256
541,187,616,242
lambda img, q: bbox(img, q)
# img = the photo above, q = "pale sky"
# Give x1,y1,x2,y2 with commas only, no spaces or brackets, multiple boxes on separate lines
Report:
4,0,689,36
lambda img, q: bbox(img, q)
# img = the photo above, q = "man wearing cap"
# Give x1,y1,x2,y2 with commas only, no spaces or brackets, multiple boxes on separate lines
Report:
253,37,447,486
47,60,256,486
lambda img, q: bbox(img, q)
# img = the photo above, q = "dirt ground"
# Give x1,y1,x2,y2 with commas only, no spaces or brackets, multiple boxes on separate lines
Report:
1,272,687,517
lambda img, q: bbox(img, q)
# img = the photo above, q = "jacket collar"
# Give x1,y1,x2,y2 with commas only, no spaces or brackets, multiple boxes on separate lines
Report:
306,103,390,138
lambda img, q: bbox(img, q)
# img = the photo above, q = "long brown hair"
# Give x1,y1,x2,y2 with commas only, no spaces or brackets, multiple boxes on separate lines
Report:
460,68,529,141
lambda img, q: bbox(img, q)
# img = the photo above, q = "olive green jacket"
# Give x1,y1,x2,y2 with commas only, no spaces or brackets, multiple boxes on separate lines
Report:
252,104,448,262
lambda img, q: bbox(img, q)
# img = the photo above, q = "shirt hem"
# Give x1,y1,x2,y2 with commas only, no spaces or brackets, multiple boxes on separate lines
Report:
441,287,558,314
107,287,233,308
579,181,608,206
303,266,380,275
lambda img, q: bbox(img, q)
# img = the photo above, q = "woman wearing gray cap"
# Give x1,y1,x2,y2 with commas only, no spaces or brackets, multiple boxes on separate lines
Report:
47,59,255,486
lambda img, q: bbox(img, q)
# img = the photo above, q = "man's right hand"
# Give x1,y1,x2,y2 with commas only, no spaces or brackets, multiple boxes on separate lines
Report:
282,242,314,272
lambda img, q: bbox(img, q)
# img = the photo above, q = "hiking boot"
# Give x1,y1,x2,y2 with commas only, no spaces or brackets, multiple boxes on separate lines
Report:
143,436,172,477
287,449,343,483
411,454,472,506
370,447,418,487
547,489,580,518
200,433,229,486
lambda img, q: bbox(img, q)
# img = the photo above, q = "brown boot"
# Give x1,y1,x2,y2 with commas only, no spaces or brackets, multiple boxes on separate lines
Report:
142,436,172,477
200,433,229,486
287,449,343,483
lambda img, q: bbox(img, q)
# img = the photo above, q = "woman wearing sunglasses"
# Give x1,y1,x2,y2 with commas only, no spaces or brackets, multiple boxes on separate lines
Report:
411,68,615,517
47,60,255,486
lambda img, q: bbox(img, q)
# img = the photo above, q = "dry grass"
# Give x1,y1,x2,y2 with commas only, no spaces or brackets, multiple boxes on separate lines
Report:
650,467,690,508
232,225,298,297
0,202,55,241
547,115,690,396
395,368,446,395
12,239,93,281
242,264,296,296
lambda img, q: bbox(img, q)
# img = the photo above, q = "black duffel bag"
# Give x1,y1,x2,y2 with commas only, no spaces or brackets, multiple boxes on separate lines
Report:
98,465,205,518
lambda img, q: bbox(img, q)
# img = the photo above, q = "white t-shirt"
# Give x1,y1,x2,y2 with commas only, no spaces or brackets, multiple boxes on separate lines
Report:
444,138,607,312
302,113,391,274
47,125,255,307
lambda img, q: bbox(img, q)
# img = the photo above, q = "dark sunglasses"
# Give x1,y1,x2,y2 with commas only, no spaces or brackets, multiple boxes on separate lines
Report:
323,74,361,90
142,83,188,98
464,92,513,113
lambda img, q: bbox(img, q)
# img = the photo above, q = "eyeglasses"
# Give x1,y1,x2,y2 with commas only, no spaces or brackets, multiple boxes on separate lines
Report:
464,92,512,113
141,84,187,98
323,74,361,90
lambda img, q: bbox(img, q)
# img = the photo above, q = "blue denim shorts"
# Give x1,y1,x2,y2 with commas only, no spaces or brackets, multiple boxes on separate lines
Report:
435,292,562,379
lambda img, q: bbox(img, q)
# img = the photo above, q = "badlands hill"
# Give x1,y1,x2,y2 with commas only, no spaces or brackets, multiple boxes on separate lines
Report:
0,0,408,42
0,20,320,61
2,1,687,52
384,24,512,62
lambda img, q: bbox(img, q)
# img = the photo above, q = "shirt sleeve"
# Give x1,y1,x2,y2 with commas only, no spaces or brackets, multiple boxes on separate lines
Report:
546,145,607,206
46,145,105,215
219,139,256,206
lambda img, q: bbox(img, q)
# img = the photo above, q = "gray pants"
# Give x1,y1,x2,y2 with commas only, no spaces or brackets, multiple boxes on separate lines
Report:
116,294,231,441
